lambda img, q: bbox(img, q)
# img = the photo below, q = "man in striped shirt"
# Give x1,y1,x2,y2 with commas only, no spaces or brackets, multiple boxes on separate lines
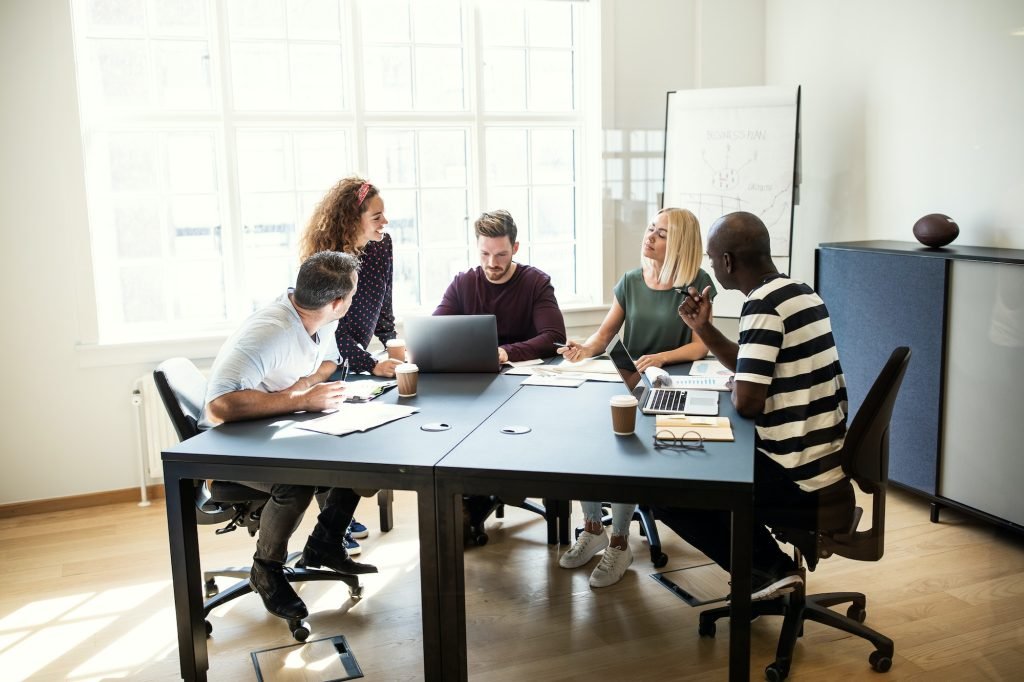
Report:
654,211,854,601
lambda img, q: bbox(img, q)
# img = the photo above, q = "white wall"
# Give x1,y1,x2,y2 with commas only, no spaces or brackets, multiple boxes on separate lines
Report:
765,0,1024,282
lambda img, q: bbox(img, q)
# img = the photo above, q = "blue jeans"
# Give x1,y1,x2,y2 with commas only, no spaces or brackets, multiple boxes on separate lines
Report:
581,501,636,537
241,482,359,563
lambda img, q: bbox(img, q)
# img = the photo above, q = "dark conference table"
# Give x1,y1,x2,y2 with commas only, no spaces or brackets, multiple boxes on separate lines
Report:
164,369,755,681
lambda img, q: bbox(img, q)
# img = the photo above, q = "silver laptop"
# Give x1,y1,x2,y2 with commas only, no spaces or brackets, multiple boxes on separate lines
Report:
404,315,501,373
608,339,719,416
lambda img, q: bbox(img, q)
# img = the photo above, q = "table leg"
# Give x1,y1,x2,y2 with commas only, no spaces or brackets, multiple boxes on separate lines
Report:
164,466,207,682
435,476,468,681
728,497,753,682
416,484,444,681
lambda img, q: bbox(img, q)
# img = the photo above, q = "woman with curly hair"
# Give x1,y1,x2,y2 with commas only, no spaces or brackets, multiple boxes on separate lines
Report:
299,176,398,379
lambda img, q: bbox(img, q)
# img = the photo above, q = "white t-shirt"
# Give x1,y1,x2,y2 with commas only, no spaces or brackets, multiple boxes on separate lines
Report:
200,290,340,429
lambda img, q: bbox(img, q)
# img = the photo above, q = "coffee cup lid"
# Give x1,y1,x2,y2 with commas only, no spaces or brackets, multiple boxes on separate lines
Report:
396,362,418,372
610,395,639,407
386,338,405,346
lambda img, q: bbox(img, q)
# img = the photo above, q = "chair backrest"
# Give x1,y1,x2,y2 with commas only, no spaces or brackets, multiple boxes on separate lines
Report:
823,346,912,562
153,357,207,442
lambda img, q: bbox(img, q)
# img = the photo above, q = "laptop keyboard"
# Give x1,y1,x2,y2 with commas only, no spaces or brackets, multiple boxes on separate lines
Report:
649,388,686,412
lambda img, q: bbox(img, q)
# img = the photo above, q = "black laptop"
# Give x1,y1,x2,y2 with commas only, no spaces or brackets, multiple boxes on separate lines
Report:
404,315,501,373
608,339,719,415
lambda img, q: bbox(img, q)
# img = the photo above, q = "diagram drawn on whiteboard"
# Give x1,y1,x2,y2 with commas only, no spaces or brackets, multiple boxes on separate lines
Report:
663,86,800,317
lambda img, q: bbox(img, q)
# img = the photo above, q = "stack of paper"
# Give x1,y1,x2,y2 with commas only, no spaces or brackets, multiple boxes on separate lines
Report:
298,403,419,436
654,415,734,441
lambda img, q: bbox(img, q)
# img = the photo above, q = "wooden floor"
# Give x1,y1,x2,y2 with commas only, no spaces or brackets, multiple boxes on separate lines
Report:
1,487,1023,681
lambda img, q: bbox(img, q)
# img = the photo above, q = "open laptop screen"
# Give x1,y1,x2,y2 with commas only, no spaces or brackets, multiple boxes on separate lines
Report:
608,339,644,392
404,314,500,373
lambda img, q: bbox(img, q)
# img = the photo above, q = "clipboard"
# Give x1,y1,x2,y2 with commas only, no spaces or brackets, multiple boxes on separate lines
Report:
655,415,734,441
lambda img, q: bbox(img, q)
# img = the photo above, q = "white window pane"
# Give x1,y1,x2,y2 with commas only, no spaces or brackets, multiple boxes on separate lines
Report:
482,187,528,239
286,0,342,40
531,186,574,241
169,195,221,257
173,260,226,319
244,256,295,311
115,198,162,258
485,129,528,186
367,129,416,186
361,0,409,43
526,3,573,48
422,247,470,306
418,129,466,187
531,129,574,184
393,251,420,308
241,192,298,252
237,132,292,192
414,47,464,110
294,131,350,190
89,39,151,108
383,188,418,247
120,264,165,322
153,41,212,109
82,0,146,33
363,46,413,110
227,0,287,39
482,49,525,111
630,158,647,179
605,158,623,182
150,0,207,36
530,244,575,295
420,189,467,246
411,1,461,44
480,4,524,46
231,43,289,109
166,133,217,193
290,44,345,110
108,132,158,191
528,50,573,111
629,130,647,152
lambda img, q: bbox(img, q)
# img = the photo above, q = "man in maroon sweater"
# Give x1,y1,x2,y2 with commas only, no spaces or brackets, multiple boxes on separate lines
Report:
433,209,566,362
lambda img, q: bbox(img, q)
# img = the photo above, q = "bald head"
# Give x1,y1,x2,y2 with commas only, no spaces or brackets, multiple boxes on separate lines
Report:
705,211,778,293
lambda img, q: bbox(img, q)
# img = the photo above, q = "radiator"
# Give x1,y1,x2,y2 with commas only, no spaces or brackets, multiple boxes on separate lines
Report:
132,373,181,485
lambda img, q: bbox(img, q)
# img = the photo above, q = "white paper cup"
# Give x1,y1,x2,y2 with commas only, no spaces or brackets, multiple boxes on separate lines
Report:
610,395,639,435
395,362,419,397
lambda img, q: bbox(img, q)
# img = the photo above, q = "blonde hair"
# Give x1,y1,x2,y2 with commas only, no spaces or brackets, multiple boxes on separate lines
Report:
641,207,703,287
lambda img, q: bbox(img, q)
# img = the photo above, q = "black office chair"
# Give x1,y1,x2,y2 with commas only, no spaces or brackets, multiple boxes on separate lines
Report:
697,346,911,681
464,495,568,546
154,357,364,642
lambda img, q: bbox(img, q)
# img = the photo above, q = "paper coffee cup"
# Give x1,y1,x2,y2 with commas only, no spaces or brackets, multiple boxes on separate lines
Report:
386,338,406,361
610,395,639,435
395,362,419,397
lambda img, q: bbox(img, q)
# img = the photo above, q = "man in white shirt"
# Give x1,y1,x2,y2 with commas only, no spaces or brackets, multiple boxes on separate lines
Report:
203,251,375,622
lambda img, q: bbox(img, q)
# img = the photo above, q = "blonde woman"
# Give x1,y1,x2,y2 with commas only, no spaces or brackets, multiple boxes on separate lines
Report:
557,207,717,587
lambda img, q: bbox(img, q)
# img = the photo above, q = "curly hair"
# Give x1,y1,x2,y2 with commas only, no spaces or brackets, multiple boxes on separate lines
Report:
298,176,379,260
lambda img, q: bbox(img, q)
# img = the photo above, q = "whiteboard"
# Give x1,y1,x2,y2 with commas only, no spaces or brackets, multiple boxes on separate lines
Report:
663,85,800,318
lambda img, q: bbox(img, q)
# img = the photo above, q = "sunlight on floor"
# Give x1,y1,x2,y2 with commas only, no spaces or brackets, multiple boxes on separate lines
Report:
0,582,175,682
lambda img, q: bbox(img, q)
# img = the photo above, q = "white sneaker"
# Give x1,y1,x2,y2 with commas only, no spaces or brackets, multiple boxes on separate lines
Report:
589,545,633,588
751,573,802,602
559,530,609,568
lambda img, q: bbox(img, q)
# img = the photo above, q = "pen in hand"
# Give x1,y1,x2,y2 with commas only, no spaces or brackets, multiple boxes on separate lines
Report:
341,358,349,382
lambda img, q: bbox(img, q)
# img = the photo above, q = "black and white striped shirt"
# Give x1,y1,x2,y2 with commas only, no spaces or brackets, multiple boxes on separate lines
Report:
735,276,848,492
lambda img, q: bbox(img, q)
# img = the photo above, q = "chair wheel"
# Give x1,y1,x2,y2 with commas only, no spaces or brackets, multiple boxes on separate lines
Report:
204,579,219,598
698,620,716,637
651,552,668,568
350,584,364,601
869,650,892,672
472,532,489,546
765,662,788,681
289,619,310,642
204,620,213,637
847,604,867,623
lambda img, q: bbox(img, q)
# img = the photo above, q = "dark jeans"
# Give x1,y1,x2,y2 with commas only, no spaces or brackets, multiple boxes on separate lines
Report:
241,482,360,564
653,460,855,576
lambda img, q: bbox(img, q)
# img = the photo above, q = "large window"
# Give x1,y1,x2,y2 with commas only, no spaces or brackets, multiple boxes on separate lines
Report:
71,0,597,343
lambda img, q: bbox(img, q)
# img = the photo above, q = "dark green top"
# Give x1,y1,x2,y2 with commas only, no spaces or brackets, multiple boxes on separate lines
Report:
612,268,717,357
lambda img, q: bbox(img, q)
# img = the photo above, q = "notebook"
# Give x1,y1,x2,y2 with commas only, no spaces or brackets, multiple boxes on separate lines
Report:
608,339,719,416
404,315,501,373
